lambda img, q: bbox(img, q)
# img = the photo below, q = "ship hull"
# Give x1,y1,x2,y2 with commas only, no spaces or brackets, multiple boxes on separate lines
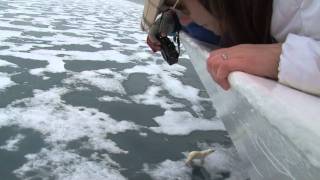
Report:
181,32,320,180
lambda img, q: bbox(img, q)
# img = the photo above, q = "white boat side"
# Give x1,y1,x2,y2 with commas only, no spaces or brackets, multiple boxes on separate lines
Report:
180,32,320,180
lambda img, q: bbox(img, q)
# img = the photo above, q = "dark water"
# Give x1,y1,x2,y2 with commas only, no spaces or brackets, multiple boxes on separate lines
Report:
0,0,248,179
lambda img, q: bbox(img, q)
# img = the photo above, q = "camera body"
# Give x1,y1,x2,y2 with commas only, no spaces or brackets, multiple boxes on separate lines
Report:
157,35,179,65
148,9,181,65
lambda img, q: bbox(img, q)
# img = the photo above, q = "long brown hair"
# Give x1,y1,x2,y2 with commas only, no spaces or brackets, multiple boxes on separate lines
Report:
204,0,274,46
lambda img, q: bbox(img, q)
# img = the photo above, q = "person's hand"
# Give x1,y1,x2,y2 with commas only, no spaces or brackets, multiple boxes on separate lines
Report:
147,9,181,53
146,18,163,53
147,34,161,52
207,44,282,90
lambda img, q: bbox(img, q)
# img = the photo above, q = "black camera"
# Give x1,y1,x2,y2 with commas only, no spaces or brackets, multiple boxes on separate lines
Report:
157,35,179,65
149,9,181,65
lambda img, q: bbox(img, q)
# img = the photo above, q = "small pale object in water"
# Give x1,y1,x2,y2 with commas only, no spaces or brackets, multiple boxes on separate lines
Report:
185,148,215,166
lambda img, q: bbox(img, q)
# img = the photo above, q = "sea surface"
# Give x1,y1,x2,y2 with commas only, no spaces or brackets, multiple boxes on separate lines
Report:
0,0,248,179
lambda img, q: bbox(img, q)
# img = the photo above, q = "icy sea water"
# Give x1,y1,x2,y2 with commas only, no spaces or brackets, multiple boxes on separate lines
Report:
0,0,248,179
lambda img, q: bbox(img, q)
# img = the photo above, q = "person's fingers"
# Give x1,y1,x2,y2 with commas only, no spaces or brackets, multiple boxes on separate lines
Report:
209,48,227,60
146,36,156,52
216,63,231,90
218,78,230,90
207,56,219,84
207,54,231,90
207,55,220,77
211,57,220,76
147,36,161,52
207,48,240,90
148,35,160,45
154,45,161,52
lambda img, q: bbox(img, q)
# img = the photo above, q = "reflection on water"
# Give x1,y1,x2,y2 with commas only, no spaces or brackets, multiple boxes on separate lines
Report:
0,0,248,179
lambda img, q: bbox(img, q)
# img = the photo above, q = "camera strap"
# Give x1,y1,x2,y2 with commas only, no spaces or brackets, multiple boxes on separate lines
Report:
172,0,180,9
173,31,180,55
171,0,181,55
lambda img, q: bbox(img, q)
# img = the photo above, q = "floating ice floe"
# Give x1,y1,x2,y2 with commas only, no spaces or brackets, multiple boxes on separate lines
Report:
64,69,126,94
131,86,185,110
103,37,124,47
143,160,191,180
0,134,25,152
63,50,130,63
0,73,16,91
123,62,186,77
14,147,127,180
0,59,17,67
0,49,65,75
27,49,131,63
150,110,225,135
26,34,103,48
0,88,137,151
124,62,209,114
0,30,22,41
160,73,201,103
0,20,58,33
99,96,131,104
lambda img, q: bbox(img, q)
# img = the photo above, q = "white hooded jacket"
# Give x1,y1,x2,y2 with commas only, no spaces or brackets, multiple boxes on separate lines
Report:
272,0,320,96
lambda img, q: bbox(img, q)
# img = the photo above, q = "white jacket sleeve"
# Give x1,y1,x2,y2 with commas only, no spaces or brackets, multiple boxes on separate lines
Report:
278,33,320,96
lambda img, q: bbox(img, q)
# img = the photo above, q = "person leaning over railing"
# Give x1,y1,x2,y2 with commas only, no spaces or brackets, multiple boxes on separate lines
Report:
205,0,320,96
146,0,320,96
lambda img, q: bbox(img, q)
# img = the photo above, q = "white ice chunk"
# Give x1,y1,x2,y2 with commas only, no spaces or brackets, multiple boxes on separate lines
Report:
0,88,137,151
42,76,50,80
14,147,127,180
99,96,131,104
133,51,152,60
150,111,225,135
0,59,17,67
16,15,31,19
0,30,22,41
0,73,16,91
63,50,130,63
83,138,128,154
124,62,207,114
123,63,186,77
0,50,65,75
128,32,147,42
103,37,124,46
131,86,184,110
143,159,191,180
0,134,25,151
34,34,102,47
13,44,35,51
64,70,126,94
139,132,148,137
161,74,200,104
123,64,163,75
